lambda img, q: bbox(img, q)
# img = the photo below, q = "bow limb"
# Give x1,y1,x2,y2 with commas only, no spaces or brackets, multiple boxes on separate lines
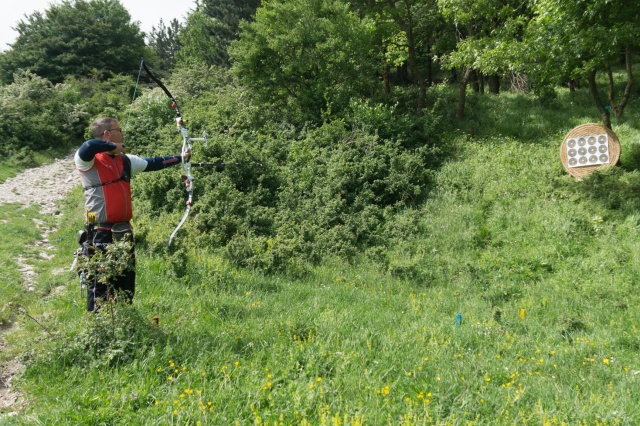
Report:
168,129,194,248
138,59,194,248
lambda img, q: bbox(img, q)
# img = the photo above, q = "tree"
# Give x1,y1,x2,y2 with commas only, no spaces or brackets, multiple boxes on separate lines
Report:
351,0,446,112
0,0,145,84
176,0,260,67
520,0,640,128
175,11,227,67
0,71,86,156
148,19,182,72
437,0,530,119
439,0,640,127
228,0,378,124
199,0,261,29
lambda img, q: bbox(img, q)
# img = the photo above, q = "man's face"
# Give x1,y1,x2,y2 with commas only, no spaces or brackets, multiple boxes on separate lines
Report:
104,121,124,144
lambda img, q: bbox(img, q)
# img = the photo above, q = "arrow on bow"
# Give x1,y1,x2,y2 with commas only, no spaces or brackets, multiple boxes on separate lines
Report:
138,59,208,248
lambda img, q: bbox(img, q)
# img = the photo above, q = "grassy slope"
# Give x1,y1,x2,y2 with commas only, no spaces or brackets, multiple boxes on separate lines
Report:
2,86,640,425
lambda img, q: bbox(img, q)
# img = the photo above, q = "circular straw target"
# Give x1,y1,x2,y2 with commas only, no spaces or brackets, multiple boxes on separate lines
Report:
560,123,620,178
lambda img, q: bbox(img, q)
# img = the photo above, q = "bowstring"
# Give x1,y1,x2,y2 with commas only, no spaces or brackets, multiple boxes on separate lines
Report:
124,59,145,138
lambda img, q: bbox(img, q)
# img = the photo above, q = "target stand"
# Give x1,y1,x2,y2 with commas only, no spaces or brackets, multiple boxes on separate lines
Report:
560,123,620,178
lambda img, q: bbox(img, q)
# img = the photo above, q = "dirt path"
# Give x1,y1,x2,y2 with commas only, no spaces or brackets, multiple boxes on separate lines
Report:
0,155,78,214
0,154,78,414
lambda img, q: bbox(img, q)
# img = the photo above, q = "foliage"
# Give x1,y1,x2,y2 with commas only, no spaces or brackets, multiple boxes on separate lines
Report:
0,0,146,84
76,238,135,286
521,0,640,81
147,19,183,73
0,69,136,164
437,0,531,74
175,11,229,68
176,0,260,68
61,73,137,123
127,81,443,274
0,71,86,158
24,303,160,370
5,85,640,424
229,0,379,125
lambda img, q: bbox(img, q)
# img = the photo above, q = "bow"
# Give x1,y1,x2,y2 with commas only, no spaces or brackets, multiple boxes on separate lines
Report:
139,59,208,248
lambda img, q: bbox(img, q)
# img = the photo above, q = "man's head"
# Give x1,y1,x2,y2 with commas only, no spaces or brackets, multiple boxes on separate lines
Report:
91,117,124,144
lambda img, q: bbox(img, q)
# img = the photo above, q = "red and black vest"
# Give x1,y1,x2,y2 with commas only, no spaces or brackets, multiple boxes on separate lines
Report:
78,153,132,224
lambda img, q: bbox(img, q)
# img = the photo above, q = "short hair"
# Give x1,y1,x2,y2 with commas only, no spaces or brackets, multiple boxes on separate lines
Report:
91,117,118,138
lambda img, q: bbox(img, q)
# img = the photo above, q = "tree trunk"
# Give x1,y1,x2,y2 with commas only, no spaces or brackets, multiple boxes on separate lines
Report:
587,69,611,129
383,59,391,95
456,67,472,121
396,62,409,83
426,45,433,87
470,70,480,93
405,24,426,113
488,75,500,94
607,45,633,118
387,0,426,114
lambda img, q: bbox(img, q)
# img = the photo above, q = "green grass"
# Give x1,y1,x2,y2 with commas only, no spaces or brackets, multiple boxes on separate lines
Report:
3,86,640,424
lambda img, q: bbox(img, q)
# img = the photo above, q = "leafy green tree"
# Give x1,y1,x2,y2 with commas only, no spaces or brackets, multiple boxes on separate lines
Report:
228,0,378,124
437,0,530,119
351,0,444,113
176,0,259,67
199,0,260,32
439,0,640,127
0,71,86,158
176,11,228,67
148,18,182,72
383,0,440,111
520,0,640,128
0,0,145,84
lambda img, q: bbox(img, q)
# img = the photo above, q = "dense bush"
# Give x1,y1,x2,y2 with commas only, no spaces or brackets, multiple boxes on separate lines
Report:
0,71,138,163
0,71,85,158
128,74,445,273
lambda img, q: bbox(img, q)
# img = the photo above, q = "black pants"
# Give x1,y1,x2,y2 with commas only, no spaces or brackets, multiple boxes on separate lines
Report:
87,229,136,312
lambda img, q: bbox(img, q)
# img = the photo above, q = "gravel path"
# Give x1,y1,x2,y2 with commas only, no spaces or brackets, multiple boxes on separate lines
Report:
0,154,78,214
0,154,79,415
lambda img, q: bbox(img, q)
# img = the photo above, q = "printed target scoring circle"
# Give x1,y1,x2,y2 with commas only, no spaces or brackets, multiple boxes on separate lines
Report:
566,134,609,168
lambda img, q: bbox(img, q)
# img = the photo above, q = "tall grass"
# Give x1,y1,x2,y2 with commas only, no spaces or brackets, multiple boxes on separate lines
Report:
2,85,640,424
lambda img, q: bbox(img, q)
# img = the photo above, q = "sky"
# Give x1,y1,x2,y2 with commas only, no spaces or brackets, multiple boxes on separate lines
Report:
0,0,197,52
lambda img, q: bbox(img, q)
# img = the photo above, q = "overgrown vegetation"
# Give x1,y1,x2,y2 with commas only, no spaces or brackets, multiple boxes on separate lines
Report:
2,0,640,423
3,83,640,424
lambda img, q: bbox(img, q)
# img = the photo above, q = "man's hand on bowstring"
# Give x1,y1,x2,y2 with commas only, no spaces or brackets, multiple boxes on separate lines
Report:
109,143,127,155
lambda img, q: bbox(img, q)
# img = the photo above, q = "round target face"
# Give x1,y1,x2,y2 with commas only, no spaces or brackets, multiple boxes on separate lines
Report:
565,133,611,168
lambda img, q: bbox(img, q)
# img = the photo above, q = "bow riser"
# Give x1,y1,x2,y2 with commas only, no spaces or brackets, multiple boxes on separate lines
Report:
139,58,206,248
